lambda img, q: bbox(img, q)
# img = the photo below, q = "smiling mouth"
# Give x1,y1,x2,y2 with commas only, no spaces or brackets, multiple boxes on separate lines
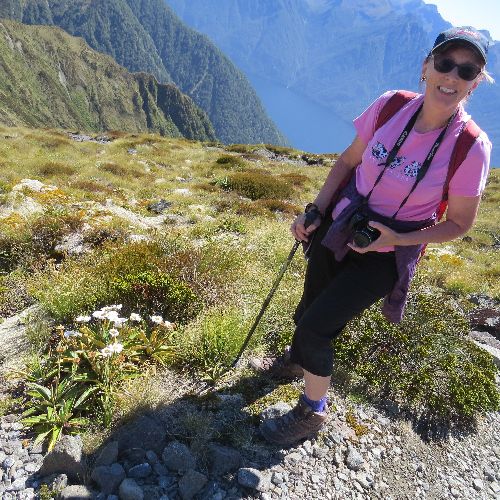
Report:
438,86,457,95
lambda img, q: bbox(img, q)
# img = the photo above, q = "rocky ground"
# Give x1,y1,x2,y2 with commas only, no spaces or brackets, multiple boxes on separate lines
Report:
1,371,499,500
1,298,499,499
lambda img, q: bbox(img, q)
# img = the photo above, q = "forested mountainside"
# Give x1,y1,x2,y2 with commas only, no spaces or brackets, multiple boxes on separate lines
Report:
0,0,286,146
0,19,215,141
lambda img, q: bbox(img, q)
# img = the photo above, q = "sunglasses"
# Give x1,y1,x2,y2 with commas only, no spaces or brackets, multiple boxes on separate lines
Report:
432,54,482,81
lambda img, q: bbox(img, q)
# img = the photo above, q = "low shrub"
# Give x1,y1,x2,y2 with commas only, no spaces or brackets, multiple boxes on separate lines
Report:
215,155,246,169
255,199,301,215
38,161,76,177
334,277,500,420
226,144,255,154
100,162,129,177
279,172,309,187
110,270,201,324
0,272,34,317
217,171,293,201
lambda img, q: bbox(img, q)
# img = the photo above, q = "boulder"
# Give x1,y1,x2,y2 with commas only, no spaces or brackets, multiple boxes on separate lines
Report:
162,441,195,472
116,416,166,455
209,444,242,476
91,463,125,494
118,478,144,500
38,435,85,481
178,469,208,500
237,468,271,492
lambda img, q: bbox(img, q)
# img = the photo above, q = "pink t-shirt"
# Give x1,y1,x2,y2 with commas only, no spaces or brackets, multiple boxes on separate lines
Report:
333,91,491,250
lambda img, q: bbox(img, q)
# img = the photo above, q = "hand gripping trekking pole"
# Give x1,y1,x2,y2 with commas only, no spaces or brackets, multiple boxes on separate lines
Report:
230,212,318,368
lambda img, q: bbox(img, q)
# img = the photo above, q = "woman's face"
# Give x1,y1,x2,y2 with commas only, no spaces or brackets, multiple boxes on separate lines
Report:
422,45,484,112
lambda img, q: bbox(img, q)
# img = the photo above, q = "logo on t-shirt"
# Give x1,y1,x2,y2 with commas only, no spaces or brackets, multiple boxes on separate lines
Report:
371,141,419,180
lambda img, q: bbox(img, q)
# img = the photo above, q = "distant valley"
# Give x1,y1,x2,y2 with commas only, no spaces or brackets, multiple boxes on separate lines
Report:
167,0,500,164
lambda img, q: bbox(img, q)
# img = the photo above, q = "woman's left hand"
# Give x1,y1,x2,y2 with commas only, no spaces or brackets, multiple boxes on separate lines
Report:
347,221,401,253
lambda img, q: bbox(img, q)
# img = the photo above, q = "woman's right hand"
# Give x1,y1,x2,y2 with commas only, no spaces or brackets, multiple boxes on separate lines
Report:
290,213,322,242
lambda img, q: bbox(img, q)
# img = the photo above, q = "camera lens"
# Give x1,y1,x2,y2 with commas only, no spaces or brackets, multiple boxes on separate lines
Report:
353,230,373,248
353,226,381,248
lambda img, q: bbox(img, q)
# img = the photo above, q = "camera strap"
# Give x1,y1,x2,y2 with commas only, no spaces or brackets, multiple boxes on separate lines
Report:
365,103,457,219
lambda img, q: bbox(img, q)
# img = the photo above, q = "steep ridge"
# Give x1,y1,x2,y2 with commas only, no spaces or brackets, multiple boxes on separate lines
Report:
0,19,215,141
166,0,500,164
0,0,287,146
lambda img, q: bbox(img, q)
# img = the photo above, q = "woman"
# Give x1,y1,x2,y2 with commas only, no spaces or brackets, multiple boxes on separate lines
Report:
254,26,493,446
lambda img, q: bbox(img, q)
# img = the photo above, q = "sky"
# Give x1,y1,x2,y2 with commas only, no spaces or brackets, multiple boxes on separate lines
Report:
422,0,500,40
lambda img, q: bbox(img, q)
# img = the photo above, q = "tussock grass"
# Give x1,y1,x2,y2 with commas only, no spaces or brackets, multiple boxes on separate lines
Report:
0,125,498,447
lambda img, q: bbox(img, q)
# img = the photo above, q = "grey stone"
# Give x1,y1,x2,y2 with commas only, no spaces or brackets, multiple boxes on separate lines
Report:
260,403,292,421
178,469,208,500
153,462,168,476
209,444,242,476
117,417,166,455
39,435,85,481
25,461,41,473
5,477,26,491
142,485,164,499
41,473,68,490
146,450,159,464
147,199,172,214
162,441,196,472
158,475,175,489
237,468,271,492
473,478,484,491
121,448,146,465
91,463,126,494
128,463,152,479
2,456,15,470
94,441,119,467
119,478,144,500
346,447,365,471
58,485,94,499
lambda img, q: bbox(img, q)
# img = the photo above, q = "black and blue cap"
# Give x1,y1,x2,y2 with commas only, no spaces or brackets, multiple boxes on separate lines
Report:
431,26,489,64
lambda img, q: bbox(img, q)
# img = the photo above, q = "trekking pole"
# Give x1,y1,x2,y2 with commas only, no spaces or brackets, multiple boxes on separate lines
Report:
230,213,317,369
230,239,301,368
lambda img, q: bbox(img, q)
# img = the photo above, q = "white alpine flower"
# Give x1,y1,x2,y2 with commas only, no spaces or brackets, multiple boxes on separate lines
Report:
100,346,113,357
75,315,91,323
129,313,142,322
64,330,81,339
109,328,119,338
151,315,163,324
92,310,106,320
104,310,120,322
109,343,124,354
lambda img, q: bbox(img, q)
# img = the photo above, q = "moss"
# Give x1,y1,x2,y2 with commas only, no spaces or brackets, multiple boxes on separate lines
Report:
345,409,369,437
245,384,302,417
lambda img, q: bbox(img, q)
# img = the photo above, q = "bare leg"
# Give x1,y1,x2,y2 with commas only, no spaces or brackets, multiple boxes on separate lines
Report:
303,369,330,401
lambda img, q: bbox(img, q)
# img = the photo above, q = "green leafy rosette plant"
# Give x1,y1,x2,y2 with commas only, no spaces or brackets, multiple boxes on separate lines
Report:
21,304,179,445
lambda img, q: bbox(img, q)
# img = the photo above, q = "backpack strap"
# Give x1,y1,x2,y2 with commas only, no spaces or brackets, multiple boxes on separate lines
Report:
375,90,418,132
435,119,481,221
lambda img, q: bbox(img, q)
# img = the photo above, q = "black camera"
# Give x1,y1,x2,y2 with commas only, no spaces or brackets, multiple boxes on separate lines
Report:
348,211,381,248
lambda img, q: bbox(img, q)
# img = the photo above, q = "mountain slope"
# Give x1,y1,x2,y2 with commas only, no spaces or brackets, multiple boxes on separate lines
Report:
166,0,500,164
1,0,287,145
0,19,215,141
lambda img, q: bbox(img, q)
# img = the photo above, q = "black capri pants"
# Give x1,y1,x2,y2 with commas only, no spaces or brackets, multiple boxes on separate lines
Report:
289,217,398,377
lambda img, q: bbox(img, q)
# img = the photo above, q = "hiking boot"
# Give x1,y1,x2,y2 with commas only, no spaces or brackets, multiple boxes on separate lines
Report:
248,347,303,379
260,398,328,447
